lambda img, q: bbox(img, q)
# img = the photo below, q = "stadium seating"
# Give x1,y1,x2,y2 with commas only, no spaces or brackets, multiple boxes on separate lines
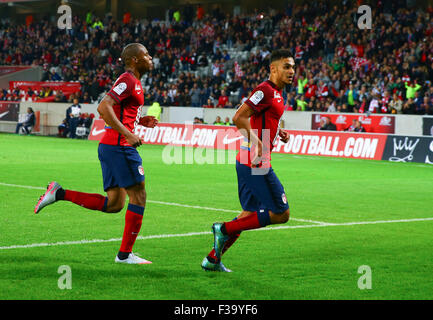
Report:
0,2,432,114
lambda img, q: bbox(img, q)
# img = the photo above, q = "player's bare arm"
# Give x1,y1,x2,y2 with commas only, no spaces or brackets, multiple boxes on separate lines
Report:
232,103,263,157
97,94,142,147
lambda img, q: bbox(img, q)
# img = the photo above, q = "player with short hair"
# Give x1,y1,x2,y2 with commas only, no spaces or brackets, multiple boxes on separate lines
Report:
34,43,158,264
201,49,295,272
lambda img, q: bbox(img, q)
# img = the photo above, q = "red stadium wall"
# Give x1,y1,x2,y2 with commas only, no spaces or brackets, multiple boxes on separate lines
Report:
311,113,395,133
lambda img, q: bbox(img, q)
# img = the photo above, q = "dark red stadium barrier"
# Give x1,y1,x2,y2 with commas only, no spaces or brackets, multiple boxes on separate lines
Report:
0,66,31,76
9,81,81,102
311,113,395,133
9,81,81,92
0,101,19,122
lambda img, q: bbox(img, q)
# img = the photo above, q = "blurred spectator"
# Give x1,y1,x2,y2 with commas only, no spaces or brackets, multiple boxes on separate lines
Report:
78,113,94,128
193,117,202,124
318,117,337,131
216,90,231,108
81,92,92,104
15,107,35,134
213,116,224,125
389,93,403,114
54,90,67,103
196,5,204,20
58,118,69,138
66,98,81,138
297,74,308,95
202,98,215,108
402,98,416,114
368,94,380,114
405,81,422,100
423,97,433,115
296,95,307,111
0,2,431,115
147,102,162,121
75,112,94,138
304,79,317,101
123,11,131,24
345,119,366,132
345,84,358,112
190,83,201,107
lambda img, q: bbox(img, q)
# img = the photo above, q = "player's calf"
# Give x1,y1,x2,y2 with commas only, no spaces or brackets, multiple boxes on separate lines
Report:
104,205,124,213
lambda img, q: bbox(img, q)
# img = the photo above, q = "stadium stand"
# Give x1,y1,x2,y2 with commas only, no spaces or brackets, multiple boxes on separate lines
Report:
0,1,432,115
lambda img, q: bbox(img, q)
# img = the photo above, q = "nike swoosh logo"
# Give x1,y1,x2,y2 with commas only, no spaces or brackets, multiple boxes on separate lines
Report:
0,111,9,119
92,128,106,136
222,135,244,145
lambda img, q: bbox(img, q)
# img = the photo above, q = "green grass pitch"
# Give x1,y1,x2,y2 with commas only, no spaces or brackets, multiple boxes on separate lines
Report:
0,133,432,300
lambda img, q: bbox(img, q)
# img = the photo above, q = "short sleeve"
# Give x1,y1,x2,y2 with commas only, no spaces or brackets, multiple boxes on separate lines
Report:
107,73,134,104
244,85,272,114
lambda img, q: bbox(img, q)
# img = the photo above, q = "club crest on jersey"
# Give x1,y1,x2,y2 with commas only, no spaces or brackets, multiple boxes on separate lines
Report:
282,193,287,204
135,83,141,94
113,82,127,95
249,90,264,105
138,165,144,176
274,91,282,99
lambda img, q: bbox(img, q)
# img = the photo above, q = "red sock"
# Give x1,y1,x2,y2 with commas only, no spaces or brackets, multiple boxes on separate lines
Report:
119,204,144,253
64,190,107,211
208,233,241,261
224,212,263,235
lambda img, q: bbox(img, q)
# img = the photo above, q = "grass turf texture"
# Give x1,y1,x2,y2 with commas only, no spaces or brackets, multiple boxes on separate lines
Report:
0,133,432,300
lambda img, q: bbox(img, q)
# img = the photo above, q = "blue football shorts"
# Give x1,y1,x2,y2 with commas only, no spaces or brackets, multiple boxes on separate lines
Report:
98,143,145,191
236,160,289,214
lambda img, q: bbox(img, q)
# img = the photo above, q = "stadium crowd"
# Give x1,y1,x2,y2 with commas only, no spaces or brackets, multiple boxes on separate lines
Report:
1,1,433,115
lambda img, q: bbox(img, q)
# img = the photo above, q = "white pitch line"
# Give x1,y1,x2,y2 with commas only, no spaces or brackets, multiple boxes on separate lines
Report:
1,217,433,251
0,182,45,190
0,182,327,225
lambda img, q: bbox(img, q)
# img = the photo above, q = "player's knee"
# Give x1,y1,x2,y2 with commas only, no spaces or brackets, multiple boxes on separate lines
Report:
105,205,123,213
269,209,289,224
281,209,290,223
136,191,146,206
130,192,146,207
105,207,123,213
127,183,146,207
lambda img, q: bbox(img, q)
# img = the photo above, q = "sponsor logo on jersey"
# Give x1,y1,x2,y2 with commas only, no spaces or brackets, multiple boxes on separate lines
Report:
274,91,282,99
274,91,282,103
135,83,142,94
249,90,264,105
113,82,127,95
